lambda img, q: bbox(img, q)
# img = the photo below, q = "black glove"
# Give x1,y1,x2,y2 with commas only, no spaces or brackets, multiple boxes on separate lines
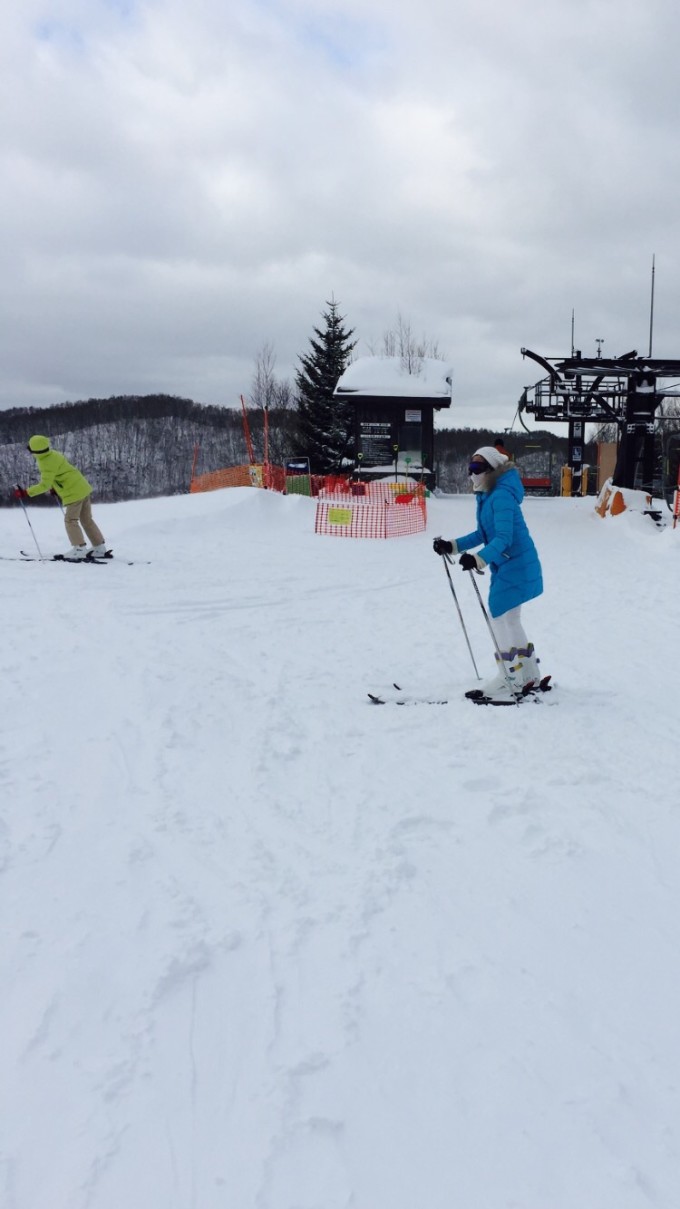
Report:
433,537,453,556
459,552,479,571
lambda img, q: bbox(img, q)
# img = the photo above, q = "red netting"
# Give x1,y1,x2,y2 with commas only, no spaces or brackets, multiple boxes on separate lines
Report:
263,464,286,492
318,479,426,500
364,480,426,500
385,495,427,537
321,476,353,495
189,466,427,539
190,464,286,493
314,496,427,539
190,465,253,492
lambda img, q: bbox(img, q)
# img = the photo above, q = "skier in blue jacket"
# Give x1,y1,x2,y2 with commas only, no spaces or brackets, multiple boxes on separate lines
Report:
433,446,546,702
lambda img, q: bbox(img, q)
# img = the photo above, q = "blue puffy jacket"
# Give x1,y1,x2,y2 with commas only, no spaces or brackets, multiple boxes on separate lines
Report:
455,466,543,618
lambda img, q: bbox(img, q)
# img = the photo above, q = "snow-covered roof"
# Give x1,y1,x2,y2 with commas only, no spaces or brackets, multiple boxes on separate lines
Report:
334,355,453,403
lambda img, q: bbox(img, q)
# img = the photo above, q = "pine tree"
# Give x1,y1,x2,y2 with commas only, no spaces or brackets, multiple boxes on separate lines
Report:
294,298,357,474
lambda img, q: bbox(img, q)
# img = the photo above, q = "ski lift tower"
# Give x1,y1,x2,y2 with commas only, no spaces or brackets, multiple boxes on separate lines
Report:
518,346,680,495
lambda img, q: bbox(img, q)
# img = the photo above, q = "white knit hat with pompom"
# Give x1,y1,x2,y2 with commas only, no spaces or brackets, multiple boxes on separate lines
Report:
472,446,509,470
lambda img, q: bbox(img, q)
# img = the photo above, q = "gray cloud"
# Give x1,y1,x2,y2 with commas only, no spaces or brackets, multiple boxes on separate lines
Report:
2,0,680,431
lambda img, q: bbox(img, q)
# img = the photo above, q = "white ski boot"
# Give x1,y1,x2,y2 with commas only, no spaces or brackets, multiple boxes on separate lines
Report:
515,645,551,695
465,656,522,703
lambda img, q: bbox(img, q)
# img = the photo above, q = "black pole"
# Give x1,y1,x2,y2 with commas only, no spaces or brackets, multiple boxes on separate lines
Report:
440,553,481,679
649,254,656,359
17,495,46,560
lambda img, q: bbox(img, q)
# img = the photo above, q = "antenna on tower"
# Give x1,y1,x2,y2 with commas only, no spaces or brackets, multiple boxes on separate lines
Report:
648,254,656,358
571,308,575,357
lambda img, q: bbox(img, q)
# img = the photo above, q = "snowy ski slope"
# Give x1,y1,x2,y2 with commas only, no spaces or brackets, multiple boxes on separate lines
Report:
1,487,679,1209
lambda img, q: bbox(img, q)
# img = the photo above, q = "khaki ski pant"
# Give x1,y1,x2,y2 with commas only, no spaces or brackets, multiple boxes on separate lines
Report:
64,496,105,548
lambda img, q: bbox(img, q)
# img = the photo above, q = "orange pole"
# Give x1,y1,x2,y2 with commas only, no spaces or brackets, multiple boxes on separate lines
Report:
240,395,255,464
263,407,270,487
190,443,200,490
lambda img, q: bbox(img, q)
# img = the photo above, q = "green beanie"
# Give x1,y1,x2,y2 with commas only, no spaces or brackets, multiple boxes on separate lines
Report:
28,435,51,454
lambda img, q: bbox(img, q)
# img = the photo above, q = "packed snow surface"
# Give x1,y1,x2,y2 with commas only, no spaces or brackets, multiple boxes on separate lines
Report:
1,488,679,1209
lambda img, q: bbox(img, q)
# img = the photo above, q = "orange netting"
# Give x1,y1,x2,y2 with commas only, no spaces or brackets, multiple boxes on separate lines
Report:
189,465,428,541
385,495,427,537
314,494,427,539
318,478,426,499
321,475,354,495
190,464,286,494
265,465,286,492
190,465,253,493
366,480,426,501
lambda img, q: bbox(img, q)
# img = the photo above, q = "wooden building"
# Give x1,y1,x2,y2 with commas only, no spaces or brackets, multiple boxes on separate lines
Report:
334,356,453,484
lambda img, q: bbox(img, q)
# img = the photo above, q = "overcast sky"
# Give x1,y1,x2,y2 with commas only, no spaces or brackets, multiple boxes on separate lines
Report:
2,0,680,431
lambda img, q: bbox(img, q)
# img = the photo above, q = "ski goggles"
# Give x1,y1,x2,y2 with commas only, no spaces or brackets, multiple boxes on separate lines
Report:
468,459,490,475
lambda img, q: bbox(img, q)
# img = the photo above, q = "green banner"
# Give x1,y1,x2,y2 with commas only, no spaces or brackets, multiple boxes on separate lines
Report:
327,507,353,526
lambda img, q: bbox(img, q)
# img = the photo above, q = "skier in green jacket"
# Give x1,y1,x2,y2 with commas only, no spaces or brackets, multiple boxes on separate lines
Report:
14,435,107,561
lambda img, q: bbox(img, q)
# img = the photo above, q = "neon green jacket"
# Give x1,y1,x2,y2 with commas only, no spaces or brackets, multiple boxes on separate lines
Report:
27,450,93,505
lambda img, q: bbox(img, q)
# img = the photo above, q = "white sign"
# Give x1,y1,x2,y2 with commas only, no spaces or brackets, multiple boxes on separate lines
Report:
404,409,422,422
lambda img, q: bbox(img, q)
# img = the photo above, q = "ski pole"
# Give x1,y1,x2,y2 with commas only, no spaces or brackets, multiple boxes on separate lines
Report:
440,551,481,679
16,492,46,560
464,567,520,703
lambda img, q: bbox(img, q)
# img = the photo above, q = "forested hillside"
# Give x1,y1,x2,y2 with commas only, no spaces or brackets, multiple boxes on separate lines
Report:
0,395,295,503
433,427,575,492
0,393,577,502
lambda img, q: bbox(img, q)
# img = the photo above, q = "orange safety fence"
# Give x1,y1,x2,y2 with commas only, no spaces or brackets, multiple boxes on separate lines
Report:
318,478,426,500
264,464,286,492
190,464,253,493
189,466,428,528
314,494,427,539
367,480,426,500
385,495,427,537
321,475,353,495
190,463,286,494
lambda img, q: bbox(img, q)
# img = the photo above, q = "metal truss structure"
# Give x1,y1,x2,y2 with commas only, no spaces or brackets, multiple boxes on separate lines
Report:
518,348,680,495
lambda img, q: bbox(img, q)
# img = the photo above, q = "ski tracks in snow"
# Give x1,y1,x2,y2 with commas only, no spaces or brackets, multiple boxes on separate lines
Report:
4,496,680,1209
240,644,479,1207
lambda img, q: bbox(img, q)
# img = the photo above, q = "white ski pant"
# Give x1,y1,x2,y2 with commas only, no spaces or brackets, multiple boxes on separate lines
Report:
490,607,529,659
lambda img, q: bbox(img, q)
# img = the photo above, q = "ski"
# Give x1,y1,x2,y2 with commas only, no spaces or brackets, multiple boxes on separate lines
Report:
468,676,553,707
368,693,449,706
14,550,110,564
0,553,107,564
470,694,528,707
88,552,150,565
8,549,147,566
1,548,145,565
368,676,552,708
368,684,449,706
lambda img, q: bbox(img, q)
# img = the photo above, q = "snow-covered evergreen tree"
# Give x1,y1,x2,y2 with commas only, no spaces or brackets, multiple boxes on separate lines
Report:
294,299,356,473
